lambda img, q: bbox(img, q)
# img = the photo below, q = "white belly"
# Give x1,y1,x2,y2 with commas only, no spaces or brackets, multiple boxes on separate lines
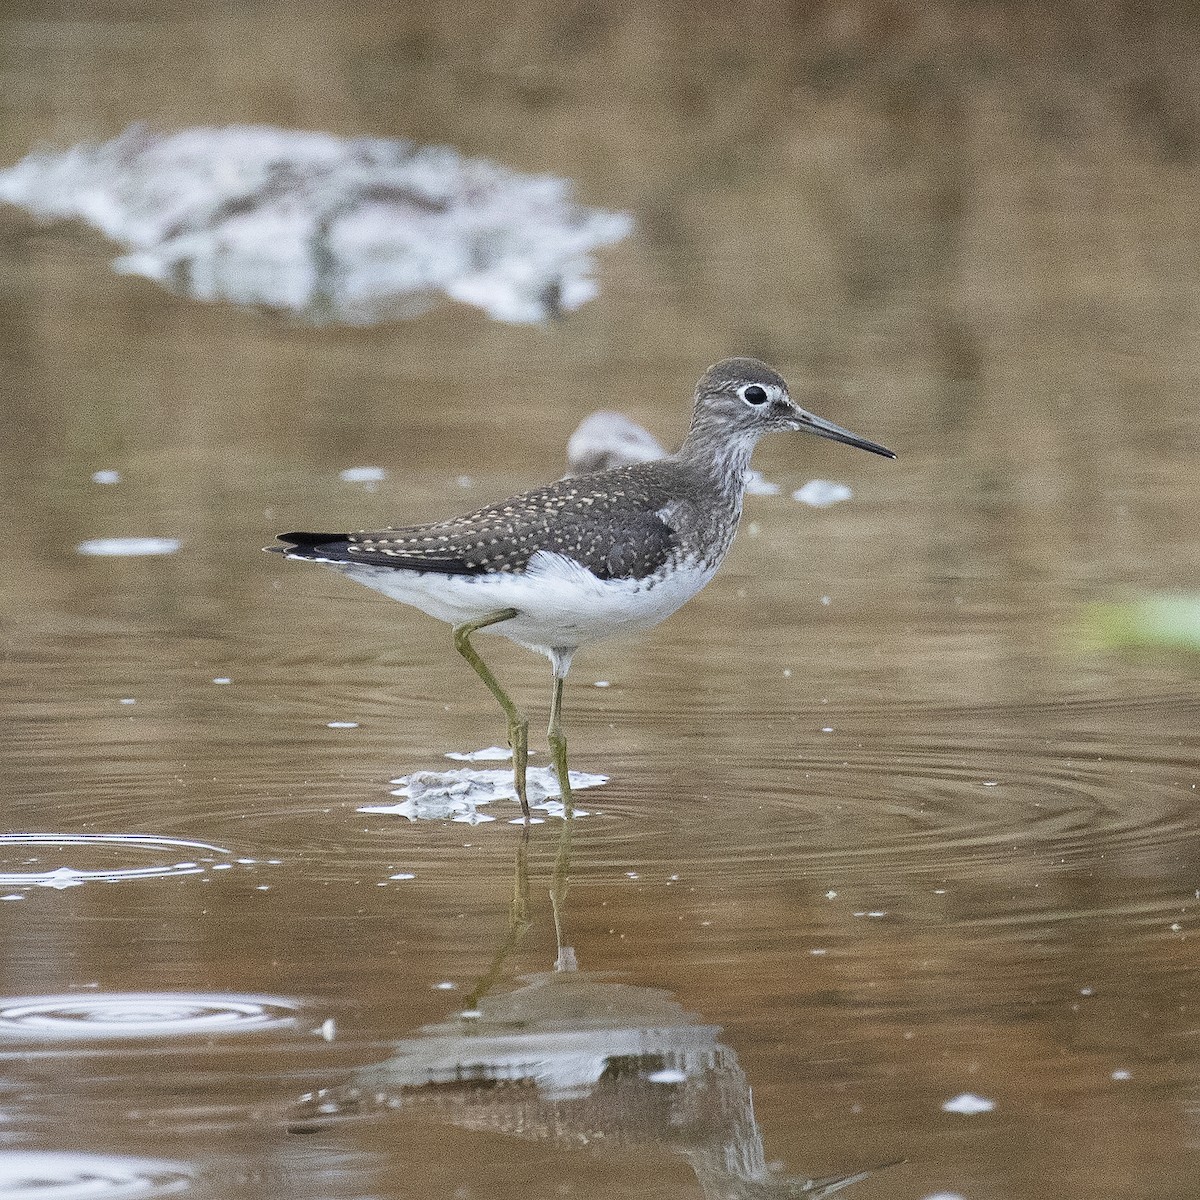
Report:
311,549,719,654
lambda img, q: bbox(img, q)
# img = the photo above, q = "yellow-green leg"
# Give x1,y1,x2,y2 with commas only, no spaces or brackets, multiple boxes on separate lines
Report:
452,608,529,820
547,672,574,811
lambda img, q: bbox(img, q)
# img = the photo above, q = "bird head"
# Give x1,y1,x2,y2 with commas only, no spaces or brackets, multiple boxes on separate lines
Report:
693,357,895,459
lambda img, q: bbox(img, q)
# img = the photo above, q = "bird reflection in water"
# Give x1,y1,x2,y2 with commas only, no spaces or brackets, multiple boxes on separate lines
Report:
291,818,898,1197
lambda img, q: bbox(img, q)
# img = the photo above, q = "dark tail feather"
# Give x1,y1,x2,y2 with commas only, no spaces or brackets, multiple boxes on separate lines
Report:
278,531,346,546
264,531,353,560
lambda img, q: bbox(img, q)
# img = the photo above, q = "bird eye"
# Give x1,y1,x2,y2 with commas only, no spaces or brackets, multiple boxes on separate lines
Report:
739,384,769,405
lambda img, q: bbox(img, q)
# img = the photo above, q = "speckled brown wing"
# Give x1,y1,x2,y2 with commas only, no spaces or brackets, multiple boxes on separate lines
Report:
273,464,686,581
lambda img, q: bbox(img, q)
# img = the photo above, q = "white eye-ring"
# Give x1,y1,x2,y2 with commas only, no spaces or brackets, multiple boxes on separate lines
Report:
738,383,772,406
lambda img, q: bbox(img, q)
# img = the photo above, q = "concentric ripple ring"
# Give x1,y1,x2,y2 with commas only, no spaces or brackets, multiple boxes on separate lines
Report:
0,993,300,1040
0,834,233,889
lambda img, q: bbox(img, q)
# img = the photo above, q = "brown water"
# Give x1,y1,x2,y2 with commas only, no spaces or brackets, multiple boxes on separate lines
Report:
3,3,1200,1198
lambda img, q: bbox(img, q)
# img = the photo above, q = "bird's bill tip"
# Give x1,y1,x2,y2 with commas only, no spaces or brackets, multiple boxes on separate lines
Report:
793,409,895,459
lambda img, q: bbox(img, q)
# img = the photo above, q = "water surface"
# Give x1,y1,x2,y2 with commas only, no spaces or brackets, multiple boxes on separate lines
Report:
2,4,1199,1198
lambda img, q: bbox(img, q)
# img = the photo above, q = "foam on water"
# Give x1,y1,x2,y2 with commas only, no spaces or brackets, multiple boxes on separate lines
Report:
0,124,631,324
75,537,181,557
792,479,852,507
360,766,605,822
941,1092,996,1115
338,465,387,483
0,1151,191,1199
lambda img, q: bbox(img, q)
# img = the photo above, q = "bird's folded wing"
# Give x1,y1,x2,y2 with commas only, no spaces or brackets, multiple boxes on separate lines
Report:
347,505,678,581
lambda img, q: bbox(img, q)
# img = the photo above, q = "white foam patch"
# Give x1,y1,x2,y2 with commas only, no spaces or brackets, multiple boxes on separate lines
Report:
793,479,852,507
0,124,631,325
91,468,121,484
76,537,181,556
444,746,512,761
941,1092,995,1115
645,1067,687,1083
361,766,605,822
744,468,780,496
0,1151,192,1199
339,465,386,483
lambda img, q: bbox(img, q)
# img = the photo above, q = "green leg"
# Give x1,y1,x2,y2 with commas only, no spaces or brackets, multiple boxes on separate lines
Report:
453,608,529,820
547,663,575,966
547,672,574,810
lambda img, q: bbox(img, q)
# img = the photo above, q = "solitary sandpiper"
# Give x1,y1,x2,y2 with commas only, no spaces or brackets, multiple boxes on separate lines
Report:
267,358,894,818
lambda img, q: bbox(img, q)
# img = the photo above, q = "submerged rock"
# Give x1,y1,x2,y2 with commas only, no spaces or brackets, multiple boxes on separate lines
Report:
566,410,666,475
0,124,632,325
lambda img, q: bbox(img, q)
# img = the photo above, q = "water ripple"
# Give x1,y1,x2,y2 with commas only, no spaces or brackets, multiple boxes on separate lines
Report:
569,728,1200,886
0,992,300,1040
0,834,248,889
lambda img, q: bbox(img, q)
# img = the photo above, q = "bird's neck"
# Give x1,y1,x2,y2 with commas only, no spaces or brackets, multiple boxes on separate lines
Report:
678,420,759,502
